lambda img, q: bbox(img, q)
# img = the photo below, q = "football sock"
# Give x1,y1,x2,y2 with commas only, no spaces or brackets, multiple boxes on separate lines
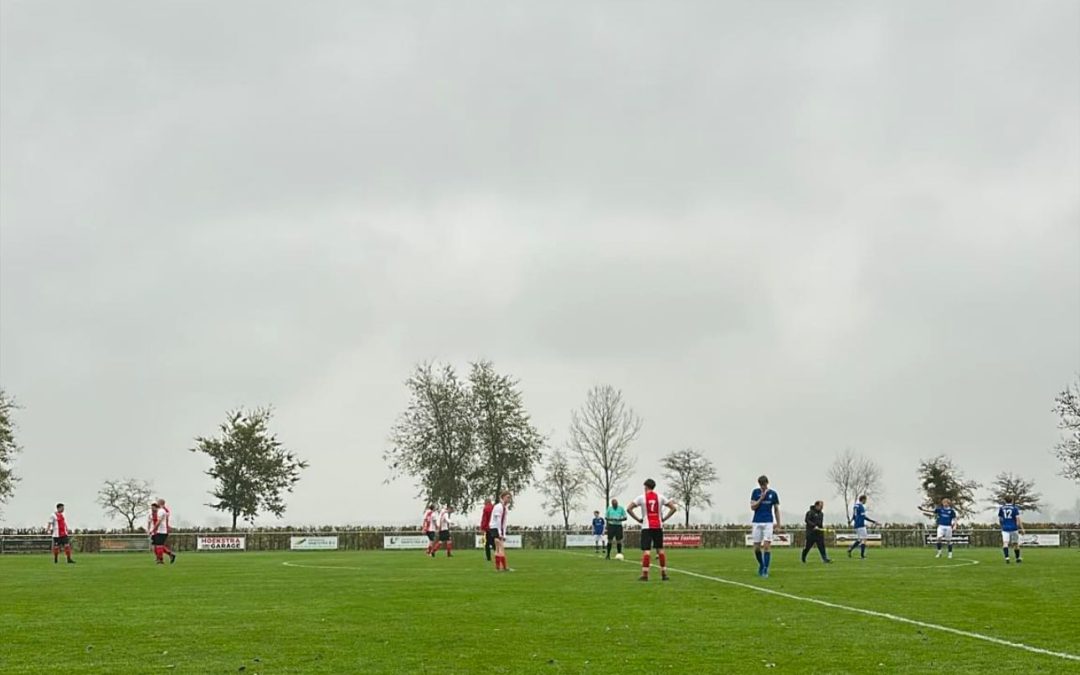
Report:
848,541,859,554
1003,547,1010,559
64,545,72,561
431,542,441,554
446,542,453,556
641,552,651,578
154,546,164,562
52,546,59,562
606,542,612,558
936,542,942,551
860,544,866,557
1014,549,1021,561
947,544,953,553
616,542,623,554
658,552,667,574
763,551,772,571
755,549,763,567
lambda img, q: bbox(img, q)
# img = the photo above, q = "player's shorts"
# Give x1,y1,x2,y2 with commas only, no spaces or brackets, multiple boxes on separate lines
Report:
425,531,436,542
936,525,953,540
640,528,664,551
438,530,450,542
594,534,604,544
1002,530,1019,546
855,527,868,540
151,533,168,546
52,536,70,546
751,523,774,544
607,524,624,540
487,527,502,543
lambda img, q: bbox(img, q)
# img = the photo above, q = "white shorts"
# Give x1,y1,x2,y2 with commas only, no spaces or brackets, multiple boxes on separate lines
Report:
1002,530,1019,546
855,527,868,540
936,525,953,540
594,534,604,545
751,523,774,544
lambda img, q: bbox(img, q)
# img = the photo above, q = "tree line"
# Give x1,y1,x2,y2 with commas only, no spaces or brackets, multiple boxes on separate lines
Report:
0,375,1078,528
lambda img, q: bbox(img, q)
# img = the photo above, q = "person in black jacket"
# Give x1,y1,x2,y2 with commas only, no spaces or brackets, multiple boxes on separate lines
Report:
802,501,832,564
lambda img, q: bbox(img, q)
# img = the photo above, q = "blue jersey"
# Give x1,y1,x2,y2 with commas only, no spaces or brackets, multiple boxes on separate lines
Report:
852,502,868,528
751,488,779,524
934,506,956,527
998,504,1020,532
591,517,605,535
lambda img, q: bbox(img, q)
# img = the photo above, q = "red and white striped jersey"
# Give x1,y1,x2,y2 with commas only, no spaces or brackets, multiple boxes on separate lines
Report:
490,503,508,536
422,509,435,533
161,505,172,533
632,491,671,530
48,512,69,538
148,510,167,535
438,509,452,531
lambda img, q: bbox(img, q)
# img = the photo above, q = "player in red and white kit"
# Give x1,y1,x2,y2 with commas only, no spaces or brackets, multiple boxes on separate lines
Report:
430,505,454,557
421,504,437,555
489,491,512,571
148,503,168,564
628,479,677,582
47,503,75,564
156,498,177,563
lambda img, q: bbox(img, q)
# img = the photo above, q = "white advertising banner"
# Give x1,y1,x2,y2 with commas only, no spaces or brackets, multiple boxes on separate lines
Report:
744,533,793,546
290,536,339,551
383,535,430,550
1019,533,1060,547
566,534,601,547
475,534,522,549
197,536,246,551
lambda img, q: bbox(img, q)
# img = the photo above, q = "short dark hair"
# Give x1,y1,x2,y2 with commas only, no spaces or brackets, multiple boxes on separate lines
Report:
858,495,867,501
56,503,64,509
644,478,656,490
757,475,769,486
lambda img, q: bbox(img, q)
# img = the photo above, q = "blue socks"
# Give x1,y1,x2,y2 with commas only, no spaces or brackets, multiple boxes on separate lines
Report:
860,544,866,558
763,551,771,572
755,549,763,569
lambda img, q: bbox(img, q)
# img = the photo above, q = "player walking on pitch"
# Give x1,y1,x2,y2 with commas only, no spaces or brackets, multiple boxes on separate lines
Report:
489,491,512,571
421,504,437,555
479,498,495,562
47,503,75,564
155,498,177,563
430,505,454,557
847,495,879,559
801,501,831,564
919,498,958,559
605,498,627,560
750,475,781,577
147,502,173,565
998,498,1025,564
628,478,677,582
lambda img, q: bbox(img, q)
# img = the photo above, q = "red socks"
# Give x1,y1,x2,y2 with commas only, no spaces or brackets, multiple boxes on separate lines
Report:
431,542,441,554
154,546,164,562
642,552,651,578
63,545,72,561
494,555,507,570
446,542,453,555
658,552,667,574
52,546,60,562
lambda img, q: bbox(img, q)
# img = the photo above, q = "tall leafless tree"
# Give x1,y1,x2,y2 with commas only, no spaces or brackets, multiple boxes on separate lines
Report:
986,472,1042,512
1053,380,1080,484
660,448,717,527
0,390,20,516
568,385,642,507
540,450,587,529
97,478,154,531
825,449,883,524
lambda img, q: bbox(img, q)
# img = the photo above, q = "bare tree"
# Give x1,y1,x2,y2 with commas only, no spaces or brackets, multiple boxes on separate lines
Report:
0,390,20,515
540,450,587,529
825,449,883,524
97,478,154,531
568,385,642,507
660,448,717,527
1053,380,1080,484
986,472,1042,512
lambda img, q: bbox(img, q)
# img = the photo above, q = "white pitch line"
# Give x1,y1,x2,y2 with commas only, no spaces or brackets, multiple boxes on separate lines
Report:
655,562,1080,663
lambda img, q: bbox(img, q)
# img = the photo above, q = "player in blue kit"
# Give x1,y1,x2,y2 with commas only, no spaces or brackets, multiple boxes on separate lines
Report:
998,499,1025,564
591,510,606,555
919,498,957,559
847,495,880,559
750,475,781,578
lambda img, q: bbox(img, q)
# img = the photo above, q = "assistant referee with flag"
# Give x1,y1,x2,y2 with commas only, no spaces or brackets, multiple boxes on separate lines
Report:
801,501,832,564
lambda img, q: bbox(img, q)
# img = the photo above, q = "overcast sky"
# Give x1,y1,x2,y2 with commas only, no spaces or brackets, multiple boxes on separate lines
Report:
1,1,1078,531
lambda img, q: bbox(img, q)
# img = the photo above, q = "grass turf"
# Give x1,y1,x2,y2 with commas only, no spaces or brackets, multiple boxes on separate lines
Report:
2,547,1079,673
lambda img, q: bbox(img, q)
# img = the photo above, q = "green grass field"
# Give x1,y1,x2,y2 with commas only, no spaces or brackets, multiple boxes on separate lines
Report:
3,547,1079,673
